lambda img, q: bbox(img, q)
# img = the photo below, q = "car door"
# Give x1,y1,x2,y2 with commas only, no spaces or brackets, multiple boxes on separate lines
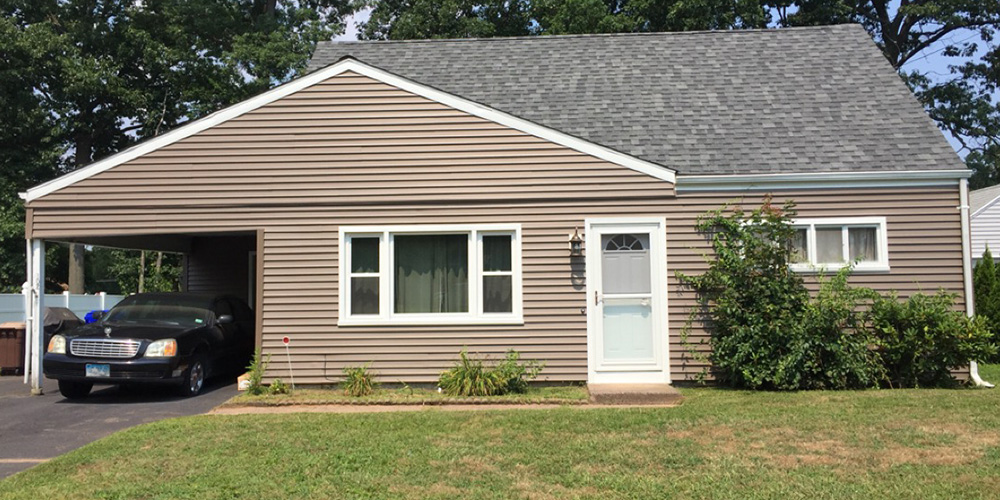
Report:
211,298,238,364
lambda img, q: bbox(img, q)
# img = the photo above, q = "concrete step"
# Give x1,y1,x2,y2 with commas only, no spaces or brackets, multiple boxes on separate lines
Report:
587,383,683,406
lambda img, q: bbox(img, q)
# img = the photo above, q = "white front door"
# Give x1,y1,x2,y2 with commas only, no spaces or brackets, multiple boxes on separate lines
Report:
586,219,669,384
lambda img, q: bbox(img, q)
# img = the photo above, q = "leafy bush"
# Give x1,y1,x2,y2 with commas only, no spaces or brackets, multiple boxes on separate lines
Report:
268,378,290,395
678,198,881,390
438,349,502,396
494,349,545,394
799,269,884,389
341,363,379,397
245,348,270,396
438,348,543,396
679,198,994,390
870,291,997,387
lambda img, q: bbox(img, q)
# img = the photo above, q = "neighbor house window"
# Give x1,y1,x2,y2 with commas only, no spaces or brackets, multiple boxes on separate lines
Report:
789,217,889,272
339,225,522,325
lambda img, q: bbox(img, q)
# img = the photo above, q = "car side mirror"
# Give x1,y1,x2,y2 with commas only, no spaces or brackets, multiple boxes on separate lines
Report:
217,314,234,325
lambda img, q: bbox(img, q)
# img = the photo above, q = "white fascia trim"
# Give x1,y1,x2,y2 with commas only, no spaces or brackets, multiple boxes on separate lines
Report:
24,59,674,203
675,170,971,192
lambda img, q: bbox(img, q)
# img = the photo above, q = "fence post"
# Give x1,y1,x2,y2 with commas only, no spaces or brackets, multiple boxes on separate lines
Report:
99,292,106,311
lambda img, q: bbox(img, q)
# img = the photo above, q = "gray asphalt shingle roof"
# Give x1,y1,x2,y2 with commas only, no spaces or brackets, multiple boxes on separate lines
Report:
309,24,966,175
972,184,1000,214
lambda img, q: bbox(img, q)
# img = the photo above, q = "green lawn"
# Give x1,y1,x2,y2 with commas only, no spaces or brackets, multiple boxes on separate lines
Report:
3,370,1000,500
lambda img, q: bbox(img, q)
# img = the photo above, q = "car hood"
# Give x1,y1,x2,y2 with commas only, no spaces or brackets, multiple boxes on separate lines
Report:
63,322,202,341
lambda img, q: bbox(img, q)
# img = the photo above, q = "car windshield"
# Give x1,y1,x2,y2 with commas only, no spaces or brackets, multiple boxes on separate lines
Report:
103,296,212,328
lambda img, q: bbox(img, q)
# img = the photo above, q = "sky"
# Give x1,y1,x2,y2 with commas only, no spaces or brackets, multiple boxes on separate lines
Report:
331,8,991,157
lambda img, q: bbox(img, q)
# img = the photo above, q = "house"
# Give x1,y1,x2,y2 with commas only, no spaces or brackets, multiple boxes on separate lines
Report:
971,184,1000,264
20,24,983,391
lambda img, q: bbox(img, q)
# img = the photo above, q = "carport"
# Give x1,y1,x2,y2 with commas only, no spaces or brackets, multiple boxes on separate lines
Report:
21,229,262,394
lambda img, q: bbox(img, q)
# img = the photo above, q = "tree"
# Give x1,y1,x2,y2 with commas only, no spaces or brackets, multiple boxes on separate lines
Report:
361,0,533,40
1,0,354,291
974,247,1000,335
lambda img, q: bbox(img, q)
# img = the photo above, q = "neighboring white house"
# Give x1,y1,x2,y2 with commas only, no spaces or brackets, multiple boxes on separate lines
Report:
971,184,1000,265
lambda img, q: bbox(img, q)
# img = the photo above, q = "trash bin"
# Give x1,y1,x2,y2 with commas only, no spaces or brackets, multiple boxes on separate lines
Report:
0,322,26,376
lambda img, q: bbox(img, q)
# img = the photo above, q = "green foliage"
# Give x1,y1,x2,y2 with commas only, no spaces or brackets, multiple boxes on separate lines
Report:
870,291,997,388
438,349,503,396
268,379,291,395
678,198,882,390
681,199,995,390
494,349,545,394
438,348,543,396
341,363,379,397
105,249,182,294
245,348,271,396
974,248,1000,340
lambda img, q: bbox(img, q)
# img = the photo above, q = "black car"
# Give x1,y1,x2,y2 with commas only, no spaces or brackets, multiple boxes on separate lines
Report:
44,293,254,399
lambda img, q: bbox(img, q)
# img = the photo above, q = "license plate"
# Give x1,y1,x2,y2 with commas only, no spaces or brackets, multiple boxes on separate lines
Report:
85,364,110,378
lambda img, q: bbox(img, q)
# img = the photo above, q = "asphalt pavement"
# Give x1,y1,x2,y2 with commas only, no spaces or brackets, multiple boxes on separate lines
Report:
0,375,236,479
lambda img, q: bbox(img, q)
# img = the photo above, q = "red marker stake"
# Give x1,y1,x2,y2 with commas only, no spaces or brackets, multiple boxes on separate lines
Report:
282,336,295,391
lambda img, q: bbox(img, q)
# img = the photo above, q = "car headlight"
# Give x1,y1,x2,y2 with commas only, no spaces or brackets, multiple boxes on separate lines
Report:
47,335,66,354
145,339,177,357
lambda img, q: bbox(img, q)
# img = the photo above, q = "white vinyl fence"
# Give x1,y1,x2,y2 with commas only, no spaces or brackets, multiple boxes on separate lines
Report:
0,290,126,324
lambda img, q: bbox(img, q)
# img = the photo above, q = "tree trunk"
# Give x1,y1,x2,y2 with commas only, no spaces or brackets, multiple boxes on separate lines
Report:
138,251,145,294
68,244,85,293
68,132,93,293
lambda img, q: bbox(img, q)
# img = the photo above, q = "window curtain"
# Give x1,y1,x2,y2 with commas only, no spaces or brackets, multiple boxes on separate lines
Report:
394,235,468,313
848,227,877,262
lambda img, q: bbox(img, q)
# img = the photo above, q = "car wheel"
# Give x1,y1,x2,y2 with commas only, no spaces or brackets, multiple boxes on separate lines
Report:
179,355,207,397
58,380,93,399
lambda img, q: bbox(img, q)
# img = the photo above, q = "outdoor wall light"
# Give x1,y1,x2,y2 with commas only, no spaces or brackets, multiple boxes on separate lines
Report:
569,227,584,256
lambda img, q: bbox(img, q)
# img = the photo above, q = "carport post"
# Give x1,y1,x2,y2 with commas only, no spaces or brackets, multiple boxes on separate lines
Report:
25,239,45,395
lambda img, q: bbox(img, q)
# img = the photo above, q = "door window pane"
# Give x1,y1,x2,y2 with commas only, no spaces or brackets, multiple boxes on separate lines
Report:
789,228,808,263
601,234,651,295
483,275,512,313
848,227,877,262
394,235,469,313
482,235,512,272
351,237,379,273
350,277,379,315
815,227,844,263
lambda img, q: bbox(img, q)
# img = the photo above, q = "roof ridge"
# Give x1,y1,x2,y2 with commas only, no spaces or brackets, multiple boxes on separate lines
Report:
321,23,859,47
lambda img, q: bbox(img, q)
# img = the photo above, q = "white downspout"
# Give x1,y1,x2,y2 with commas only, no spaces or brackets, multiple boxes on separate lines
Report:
960,178,994,388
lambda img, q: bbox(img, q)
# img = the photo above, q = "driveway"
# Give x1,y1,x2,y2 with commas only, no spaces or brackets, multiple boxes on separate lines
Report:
0,375,236,479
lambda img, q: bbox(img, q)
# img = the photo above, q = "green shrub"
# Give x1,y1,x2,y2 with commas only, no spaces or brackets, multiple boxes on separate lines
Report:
679,198,884,390
974,248,1000,362
268,378,290,395
799,268,884,389
494,349,545,394
438,349,503,396
870,291,997,387
437,349,543,396
341,363,379,397
245,348,270,396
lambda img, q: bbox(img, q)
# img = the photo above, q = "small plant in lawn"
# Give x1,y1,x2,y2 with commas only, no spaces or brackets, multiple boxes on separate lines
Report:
438,348,543,396
245,348,271,396
268,378,290,395
495,349,545,394
439,349,502,396
342,363,379,397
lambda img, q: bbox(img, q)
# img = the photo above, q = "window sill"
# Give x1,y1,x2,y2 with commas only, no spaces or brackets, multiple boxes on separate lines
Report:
790,264,891,274
337,315,525,327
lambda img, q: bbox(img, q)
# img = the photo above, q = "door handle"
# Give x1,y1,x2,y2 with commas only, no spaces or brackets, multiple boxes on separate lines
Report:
594,291,601,305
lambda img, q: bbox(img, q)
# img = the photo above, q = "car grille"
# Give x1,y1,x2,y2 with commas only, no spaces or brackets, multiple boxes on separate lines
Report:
70,339,141,359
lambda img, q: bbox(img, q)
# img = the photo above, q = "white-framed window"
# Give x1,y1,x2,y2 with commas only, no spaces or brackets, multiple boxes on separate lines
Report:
789,217,889,272
338,224,523,325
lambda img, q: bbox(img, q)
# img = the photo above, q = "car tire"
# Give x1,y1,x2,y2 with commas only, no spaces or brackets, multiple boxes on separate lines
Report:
58,380,93,399
178,355,208,397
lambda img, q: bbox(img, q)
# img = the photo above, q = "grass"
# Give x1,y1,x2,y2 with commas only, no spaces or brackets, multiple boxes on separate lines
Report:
224,384,590,407
3,370,1000,499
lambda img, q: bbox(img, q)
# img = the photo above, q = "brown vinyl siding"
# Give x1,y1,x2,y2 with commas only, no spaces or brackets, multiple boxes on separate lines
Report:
25,70,968,383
